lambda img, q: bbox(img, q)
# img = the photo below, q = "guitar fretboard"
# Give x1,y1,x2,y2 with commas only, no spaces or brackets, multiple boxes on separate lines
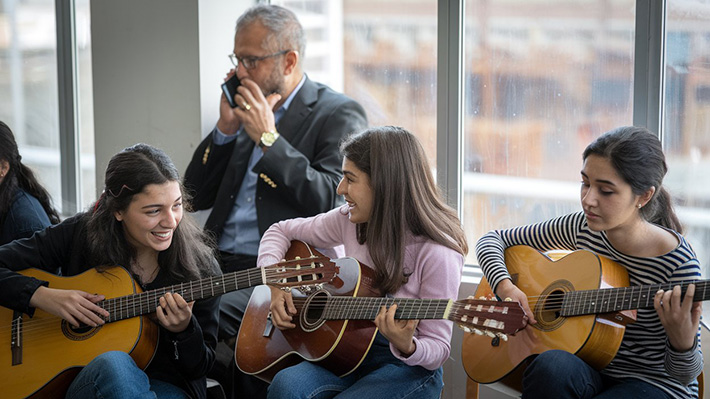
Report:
99,268,264,323
561,279,710,316
321,297,453,320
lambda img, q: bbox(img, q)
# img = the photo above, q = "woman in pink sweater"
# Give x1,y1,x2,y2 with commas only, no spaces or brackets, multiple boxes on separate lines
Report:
258,126,467,399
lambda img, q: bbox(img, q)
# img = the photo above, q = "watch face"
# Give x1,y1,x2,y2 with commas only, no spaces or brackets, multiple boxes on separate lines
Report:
261,131,279,147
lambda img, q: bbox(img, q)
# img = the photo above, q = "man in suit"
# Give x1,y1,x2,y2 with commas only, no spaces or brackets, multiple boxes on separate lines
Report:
184,4,367,398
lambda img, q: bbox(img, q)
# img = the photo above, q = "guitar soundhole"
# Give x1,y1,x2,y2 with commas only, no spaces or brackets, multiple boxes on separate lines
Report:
61,320,101,341
300,290,328,333
533,280,574,332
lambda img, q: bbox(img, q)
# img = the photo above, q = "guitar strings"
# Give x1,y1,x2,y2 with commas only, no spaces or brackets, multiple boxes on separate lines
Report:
503,279,706,313
6,275,701,338
0,264,331,337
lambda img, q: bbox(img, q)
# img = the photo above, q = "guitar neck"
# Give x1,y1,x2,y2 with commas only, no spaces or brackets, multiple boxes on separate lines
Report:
562,279,710,316
321,297,454,321
100,268,264,323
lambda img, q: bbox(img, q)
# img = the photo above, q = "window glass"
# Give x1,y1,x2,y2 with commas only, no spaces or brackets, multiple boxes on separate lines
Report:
76,0,95,208
0,0,61,211
271,0,438,166
462,0,635,264
664,0,710,303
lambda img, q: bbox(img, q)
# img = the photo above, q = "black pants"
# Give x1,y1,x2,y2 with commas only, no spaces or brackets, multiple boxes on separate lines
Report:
210,252,269,399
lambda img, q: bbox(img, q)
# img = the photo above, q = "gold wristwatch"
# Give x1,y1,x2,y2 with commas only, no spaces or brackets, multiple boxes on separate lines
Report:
259,131,280,148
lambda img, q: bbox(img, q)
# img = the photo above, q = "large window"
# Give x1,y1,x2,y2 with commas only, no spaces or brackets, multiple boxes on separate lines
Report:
664,0,710,285
0,0,61,208
462,0,636,264
272,0,438,166
0,0,94,215
277,1,710,289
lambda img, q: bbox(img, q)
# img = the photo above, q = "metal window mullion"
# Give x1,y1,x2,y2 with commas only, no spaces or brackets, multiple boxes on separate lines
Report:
56,0,80,215
633,0,666,139
436,0,464,215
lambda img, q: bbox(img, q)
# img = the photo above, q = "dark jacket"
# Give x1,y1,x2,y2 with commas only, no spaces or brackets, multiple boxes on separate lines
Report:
0,188,52,246
0,214,220,399
184,76,368,242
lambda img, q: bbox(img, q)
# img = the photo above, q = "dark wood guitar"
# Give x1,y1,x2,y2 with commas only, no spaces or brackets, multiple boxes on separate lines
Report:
0,241,336,399
463,245,705,393
235,251,527,382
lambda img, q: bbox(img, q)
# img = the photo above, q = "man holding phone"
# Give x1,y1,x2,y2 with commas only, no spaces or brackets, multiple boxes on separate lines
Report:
184,4,367,399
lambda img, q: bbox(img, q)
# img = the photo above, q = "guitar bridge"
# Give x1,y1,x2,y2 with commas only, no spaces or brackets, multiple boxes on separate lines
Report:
11,311,22,365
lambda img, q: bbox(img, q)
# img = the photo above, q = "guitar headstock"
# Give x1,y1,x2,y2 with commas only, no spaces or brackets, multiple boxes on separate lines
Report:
450,296,527,339
263,255,337,288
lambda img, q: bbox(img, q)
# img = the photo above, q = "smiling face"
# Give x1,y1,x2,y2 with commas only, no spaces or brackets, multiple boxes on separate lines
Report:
337,157,374,224
114,181,183,256
580,154,647,233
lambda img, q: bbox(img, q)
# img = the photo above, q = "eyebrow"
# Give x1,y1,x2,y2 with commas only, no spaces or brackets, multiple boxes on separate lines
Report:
580,171,616,186
140,196,183,209
343,170,356,178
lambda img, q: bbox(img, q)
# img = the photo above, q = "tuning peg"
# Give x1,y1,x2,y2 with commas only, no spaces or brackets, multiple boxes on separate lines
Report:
485,330,496,338
467,295,475,299
460,315,468,323
497,333,508,342
504,297,513,302
461,326,472,333
479,296,487,300
473,328,484,335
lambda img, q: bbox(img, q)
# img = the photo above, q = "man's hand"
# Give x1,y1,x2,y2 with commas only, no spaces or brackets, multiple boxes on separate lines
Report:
216,69,243,135
232,79,282,144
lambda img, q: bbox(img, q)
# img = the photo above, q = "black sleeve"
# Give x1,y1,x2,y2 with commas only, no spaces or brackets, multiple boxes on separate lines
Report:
0,217,79,314
184,131,237,211
163,295,220,380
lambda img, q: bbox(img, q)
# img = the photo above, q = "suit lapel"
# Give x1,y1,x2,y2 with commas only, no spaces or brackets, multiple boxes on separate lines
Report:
205,131,254,233
276,76,318,141
224,131,255,194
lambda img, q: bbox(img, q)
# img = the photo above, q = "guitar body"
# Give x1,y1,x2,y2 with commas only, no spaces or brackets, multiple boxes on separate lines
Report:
236,256,381,382
463,246,635,392
0,267,158,399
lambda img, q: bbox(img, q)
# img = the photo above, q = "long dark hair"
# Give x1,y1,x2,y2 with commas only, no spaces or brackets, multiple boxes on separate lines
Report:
86,144,217,281
341,126,468,294
583,126,682,233
0,121,60,224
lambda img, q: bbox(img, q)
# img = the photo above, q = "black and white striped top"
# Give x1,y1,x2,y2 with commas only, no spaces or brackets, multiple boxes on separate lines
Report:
476,211,703,399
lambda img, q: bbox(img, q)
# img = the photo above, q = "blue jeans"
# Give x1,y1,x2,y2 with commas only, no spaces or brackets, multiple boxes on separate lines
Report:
268,333,443,399
521,350,671,399
66,351,189,399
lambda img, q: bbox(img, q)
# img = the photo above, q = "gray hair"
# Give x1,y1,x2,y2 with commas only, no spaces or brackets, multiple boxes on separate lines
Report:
236,4,306,58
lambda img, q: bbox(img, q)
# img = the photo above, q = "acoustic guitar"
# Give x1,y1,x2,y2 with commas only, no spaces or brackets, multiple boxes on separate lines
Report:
463,245,704,393
235,248,527,382
0,240,336,399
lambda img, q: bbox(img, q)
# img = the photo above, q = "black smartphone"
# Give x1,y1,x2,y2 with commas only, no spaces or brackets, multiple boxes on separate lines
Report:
221,75,241,108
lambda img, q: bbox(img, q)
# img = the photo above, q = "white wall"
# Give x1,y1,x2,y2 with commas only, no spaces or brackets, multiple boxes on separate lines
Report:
90,0,250,193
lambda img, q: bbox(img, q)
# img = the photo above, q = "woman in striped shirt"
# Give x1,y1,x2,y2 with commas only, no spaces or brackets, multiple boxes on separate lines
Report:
477,126,703,399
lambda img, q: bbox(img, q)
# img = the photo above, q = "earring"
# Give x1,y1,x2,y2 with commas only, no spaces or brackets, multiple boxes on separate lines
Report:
637,204,642,209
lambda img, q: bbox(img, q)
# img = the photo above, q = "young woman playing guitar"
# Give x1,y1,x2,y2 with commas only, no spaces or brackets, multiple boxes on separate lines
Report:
259,126,468,398
0,144,220,398
476,126,703,399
